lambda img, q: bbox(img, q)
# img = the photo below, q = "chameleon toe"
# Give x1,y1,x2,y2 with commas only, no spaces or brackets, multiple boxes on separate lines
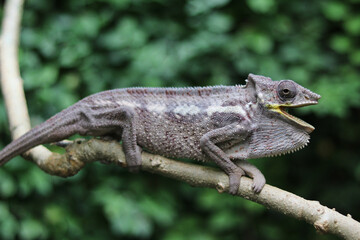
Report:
252,175,266,193
228,171,244,195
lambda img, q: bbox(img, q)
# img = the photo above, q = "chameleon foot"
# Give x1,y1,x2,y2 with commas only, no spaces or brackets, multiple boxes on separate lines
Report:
228,169,245,195
127,145,143,173
234,159,266,193
251,173,266,193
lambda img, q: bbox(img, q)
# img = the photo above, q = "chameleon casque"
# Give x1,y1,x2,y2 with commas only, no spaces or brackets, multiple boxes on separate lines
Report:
0,74,320,194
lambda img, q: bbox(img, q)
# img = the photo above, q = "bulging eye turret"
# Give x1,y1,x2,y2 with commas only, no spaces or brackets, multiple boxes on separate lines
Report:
277,80,297,101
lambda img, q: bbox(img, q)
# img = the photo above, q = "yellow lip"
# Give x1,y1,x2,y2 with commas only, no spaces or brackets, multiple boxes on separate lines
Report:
267,104,315,133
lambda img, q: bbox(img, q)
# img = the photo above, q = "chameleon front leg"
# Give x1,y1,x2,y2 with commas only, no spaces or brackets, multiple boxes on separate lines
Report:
200,124,250,195
234,159,265,193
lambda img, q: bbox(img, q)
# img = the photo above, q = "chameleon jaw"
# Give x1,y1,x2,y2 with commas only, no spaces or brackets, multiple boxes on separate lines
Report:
267,104,316,133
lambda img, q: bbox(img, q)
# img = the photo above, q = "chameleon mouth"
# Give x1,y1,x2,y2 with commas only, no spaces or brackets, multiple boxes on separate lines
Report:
266,102,317,134
278,105,315,133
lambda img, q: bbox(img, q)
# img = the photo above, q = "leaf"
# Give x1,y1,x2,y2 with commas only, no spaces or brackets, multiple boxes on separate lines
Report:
186,0,230,15
99,18,147,50
21,28,41,48
20,219,48,240
246,0,276,13
243,30,274,54
23,64,59,90
209,210,246,231
310,75,360,117
18,167,53,196
74,13,102,37
286,67,310,84
344,15,360,35
43,204,69,226
59,41,91,67
139,196,176,226
321,1,348,21
0,203,19,239
205,13,233,33
329,35,352,53
0,169,16,197
92,186,153,237
349,50,360,65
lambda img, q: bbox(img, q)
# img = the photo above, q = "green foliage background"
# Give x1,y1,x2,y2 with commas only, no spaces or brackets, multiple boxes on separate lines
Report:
1,0,360,239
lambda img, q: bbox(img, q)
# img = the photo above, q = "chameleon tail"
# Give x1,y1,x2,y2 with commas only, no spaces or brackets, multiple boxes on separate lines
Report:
0,106,80,166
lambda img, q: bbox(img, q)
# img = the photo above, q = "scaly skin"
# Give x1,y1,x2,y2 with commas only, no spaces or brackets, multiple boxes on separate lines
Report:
0,74,320,195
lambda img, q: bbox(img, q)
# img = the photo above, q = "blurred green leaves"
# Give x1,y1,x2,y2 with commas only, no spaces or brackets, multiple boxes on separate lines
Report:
0,203,19,239
205,13,232,33
246,0,276,13
20,219,48,240
81,177,177,238
313,74,360,117
330,35,352,53
186,0,230,15
321,1,348,21
0,0,359,239
74,13,102,38
242,30,274,55
99,18,147,50
344,15,360,35
23,64,58,90
0,169,16,198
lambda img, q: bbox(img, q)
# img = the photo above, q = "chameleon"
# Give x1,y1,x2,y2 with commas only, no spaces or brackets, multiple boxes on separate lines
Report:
0,74,320,194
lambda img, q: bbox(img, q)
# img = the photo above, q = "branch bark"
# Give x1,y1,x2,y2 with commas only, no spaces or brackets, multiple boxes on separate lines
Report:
50,138,360,240
0,0,359,239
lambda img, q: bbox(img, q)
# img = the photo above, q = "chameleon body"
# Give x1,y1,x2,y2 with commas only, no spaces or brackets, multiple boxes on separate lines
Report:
0,74,320,194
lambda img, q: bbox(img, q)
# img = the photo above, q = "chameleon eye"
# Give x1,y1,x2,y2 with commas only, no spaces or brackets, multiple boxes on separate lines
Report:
277,80,297,101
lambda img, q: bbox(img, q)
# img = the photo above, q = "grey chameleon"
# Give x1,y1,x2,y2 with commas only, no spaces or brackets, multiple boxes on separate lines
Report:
0,74,320,195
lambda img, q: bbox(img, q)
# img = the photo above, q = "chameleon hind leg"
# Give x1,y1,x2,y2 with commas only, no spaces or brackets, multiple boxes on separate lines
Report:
76,106,142,171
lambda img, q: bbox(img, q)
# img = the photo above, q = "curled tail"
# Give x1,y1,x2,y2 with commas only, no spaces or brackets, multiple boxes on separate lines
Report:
0,105,82,166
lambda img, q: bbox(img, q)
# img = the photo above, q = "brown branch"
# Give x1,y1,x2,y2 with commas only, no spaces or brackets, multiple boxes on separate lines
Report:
44,138,360,240
0,0,53,165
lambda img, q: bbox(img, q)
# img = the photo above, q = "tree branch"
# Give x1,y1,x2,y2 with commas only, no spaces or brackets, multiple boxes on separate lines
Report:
44,138,360,240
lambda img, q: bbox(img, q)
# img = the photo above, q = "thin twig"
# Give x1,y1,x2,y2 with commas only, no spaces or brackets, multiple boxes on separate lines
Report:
0,0,52,164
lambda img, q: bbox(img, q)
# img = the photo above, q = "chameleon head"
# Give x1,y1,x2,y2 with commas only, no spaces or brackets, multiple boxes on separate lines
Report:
247,74,321,134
